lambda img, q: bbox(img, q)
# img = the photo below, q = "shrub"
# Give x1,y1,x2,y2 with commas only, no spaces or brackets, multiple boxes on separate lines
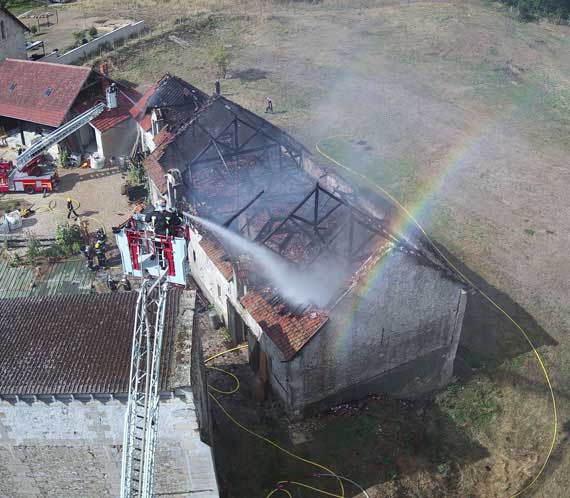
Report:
211,44,231,79
58,150,69,168
500,0,570,22
88,26,98,38
436,379,502,431
26,237,41,266
54,223,83,256
30,25,38,35
127,161,146,186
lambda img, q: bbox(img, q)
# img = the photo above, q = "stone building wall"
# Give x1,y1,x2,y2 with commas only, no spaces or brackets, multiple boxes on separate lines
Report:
0,11,26,64
0,396,219,498
281,250,467,417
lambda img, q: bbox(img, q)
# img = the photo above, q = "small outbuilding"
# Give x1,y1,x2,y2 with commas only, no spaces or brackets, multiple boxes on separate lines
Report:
0,59,140,163
0,7,29,63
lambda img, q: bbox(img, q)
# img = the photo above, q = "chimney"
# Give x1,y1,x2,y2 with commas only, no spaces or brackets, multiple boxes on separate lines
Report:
99,62,109,76
106,83,118,109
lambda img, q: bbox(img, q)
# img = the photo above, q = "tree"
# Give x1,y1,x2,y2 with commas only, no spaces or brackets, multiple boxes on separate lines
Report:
211,44,231,79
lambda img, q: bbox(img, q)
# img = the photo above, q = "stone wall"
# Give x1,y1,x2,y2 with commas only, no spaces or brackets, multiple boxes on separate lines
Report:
280,250,467,417
0,396,219,498
41,21,144,65
0,12,27,64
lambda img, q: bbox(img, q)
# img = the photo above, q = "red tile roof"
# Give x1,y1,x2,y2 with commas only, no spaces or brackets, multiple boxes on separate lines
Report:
93,86,141,132
0,59,91,127
130,81,159,131
241,291,328,360
73,81,141,133
0,290,182,395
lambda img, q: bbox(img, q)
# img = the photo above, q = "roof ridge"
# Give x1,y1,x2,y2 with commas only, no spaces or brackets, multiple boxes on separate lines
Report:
4,58,92,72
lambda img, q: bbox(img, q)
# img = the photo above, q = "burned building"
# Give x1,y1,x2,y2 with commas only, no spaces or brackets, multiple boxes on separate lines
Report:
130,73,209,154
119,85,467,418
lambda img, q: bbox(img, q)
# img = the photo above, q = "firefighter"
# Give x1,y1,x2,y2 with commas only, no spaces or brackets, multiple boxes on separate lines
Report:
94,240,106,268
265,96,273,113
166,209,183,236
16,144,23,156
82,244,95,270
107,274,117,292
66,198,79,220
95,228,107,246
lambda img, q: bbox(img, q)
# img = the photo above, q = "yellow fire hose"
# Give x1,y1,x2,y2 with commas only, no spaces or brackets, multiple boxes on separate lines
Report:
315,135,558,498
205,345,348,498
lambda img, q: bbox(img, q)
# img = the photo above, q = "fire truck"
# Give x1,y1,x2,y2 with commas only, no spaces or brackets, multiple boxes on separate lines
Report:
0,89,115,194
0,154,58,194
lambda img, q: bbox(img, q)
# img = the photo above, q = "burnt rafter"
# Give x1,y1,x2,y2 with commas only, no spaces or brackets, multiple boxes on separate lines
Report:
232,116,302,160
223,190,265,228
261,182,386,261
189,112,303,170
189,144,281,168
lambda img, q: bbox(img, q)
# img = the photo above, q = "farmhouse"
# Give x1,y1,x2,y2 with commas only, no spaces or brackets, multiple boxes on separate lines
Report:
0,59,139,162
0,290,219,498
117,79,467,418
0,7,28,63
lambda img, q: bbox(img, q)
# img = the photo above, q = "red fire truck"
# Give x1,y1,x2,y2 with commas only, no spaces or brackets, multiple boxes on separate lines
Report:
0,100,109,194
0,155,58,194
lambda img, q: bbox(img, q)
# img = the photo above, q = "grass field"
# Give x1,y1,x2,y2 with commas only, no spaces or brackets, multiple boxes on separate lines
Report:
5,0,41,16
33,1,570,496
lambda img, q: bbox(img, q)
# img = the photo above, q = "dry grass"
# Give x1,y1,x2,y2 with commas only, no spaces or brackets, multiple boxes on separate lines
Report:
43,1,570,496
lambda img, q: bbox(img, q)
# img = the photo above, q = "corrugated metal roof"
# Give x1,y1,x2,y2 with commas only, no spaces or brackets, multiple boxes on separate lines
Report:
0,260,95,299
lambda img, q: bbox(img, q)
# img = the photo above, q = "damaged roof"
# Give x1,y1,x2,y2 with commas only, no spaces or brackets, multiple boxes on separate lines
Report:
241,290,329,360
143,94,306,195
142,77,459,361
131,73,209,132
0,290,181,396
0,59,91,127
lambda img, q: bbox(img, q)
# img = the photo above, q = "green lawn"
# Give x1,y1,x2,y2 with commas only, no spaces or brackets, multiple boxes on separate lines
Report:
6,0,41,16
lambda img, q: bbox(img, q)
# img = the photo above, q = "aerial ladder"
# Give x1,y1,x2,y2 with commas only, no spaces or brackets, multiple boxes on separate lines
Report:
15,101,107,171
120,271,169,498
0,101,108,194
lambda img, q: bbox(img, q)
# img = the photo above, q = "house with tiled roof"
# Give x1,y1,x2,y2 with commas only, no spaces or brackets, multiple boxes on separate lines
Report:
0,7,29,63
118,83,468,418
0,59,140,163
0,290,219,498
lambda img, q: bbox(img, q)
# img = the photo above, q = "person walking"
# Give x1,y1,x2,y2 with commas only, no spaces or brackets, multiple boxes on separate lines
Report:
66,198,79,220
265,97,273,113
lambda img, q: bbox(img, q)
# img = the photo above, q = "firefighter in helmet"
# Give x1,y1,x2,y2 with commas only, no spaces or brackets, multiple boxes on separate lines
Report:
66,198,79,220
94,240,106,268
